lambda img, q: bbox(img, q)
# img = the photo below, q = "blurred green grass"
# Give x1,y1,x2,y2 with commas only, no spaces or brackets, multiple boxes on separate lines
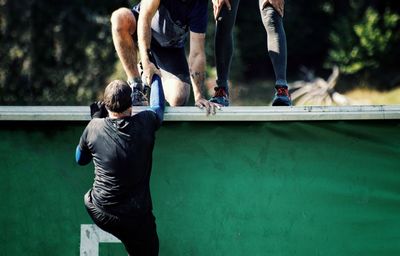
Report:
112,63,400,106
345,87,400,105
208,80,400,106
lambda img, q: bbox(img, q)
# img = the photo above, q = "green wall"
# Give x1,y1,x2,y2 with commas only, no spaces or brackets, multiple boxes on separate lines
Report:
1,121,399,255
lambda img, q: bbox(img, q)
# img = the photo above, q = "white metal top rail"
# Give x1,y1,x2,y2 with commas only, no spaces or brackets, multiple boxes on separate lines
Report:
0,105,399,121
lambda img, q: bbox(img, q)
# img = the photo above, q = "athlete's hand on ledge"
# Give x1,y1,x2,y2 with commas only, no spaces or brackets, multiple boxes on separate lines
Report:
195,98,222,116
212,0,231,20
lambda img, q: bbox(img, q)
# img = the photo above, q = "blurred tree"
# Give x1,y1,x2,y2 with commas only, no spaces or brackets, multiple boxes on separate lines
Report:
283,0,334,77
0,0,129,105
1,0,399,105
327,0,400,88
233,0,336,81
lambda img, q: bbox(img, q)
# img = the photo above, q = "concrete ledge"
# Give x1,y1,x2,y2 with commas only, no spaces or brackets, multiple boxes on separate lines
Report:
0,105,399,121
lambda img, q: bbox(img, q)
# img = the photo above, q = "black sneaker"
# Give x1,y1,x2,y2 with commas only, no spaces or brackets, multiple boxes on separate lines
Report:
272,85,292,106
209,87,229,106
128,79,148,106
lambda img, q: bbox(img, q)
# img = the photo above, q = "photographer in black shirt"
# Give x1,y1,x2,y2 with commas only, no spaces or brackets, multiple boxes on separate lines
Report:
76,75,165,255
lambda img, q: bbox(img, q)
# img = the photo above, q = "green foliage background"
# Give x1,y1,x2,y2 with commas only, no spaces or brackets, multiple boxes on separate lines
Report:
0,0,399,105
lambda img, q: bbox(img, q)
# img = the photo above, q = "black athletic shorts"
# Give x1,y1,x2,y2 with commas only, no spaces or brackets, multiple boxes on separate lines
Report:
131,10,191,84
84,190,159,256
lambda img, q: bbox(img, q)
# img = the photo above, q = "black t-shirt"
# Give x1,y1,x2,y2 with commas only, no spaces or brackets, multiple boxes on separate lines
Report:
79,110,161,216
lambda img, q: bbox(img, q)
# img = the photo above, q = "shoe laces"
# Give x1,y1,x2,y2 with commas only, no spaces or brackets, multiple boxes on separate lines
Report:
213,87,227,98
276,86,290,98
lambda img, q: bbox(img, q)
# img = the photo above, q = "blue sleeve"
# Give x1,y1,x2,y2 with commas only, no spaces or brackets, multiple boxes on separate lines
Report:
149,74,165,125
75,145,92,165
189,0,208,33
75,128,92,165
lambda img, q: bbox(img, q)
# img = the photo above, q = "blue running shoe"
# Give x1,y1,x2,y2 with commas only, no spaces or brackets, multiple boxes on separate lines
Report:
272,85,292,106
209,87,229,106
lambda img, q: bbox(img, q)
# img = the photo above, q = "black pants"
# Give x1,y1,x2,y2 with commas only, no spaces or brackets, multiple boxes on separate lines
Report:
84,191,159,256
215,0,287,87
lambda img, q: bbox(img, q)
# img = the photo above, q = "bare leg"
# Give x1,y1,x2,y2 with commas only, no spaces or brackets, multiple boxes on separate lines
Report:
111,8,140,81
160,69,190,106
111,8,149,106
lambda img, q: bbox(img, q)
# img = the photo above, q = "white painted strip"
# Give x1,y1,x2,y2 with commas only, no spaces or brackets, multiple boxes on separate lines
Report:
80,224,121,256
0,105,399,121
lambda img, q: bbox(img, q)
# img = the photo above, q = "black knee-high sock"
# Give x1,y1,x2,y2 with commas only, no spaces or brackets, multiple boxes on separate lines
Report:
260,4,288,87
214,0,240,92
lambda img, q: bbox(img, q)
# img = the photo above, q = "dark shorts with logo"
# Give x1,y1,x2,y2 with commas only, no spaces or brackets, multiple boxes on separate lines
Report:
84,190,159,256
131,10,191,84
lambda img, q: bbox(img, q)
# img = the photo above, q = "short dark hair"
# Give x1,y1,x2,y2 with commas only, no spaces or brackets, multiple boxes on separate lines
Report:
103,80,132,113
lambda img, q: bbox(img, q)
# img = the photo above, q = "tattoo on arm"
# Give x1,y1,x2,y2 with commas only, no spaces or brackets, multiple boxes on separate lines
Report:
190,70,206,97
190,70,205,86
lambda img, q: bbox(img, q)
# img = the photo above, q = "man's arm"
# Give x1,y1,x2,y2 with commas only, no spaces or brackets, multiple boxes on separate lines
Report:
149,74,165,124
137,0,161,85
189,32,221,115
189,32,206,104
75,129,92,166
75,145,92,165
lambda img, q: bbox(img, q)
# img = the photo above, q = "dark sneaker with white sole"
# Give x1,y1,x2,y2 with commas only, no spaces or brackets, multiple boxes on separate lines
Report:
209,86,229,106
128,79,149,106
272,85,292,106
